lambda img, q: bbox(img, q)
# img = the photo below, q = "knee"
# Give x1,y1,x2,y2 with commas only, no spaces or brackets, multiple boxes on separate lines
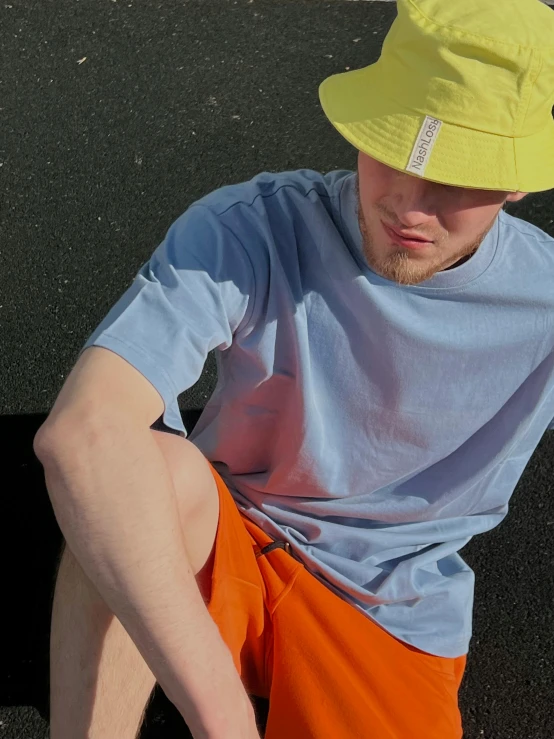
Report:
150,429,219,523
150,430,220,583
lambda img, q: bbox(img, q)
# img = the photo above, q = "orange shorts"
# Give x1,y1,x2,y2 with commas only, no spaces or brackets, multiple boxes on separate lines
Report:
205,462,467,738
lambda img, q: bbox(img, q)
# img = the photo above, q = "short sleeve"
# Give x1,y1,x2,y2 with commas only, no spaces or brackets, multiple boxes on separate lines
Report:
81,204,256,435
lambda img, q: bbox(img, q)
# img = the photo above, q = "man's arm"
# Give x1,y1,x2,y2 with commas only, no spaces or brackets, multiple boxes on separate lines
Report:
34,346,260,739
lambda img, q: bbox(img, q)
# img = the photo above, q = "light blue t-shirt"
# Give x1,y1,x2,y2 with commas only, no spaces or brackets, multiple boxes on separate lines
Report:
84,169,554,658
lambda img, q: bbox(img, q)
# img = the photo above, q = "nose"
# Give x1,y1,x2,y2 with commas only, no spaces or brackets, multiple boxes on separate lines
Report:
390,175,438,229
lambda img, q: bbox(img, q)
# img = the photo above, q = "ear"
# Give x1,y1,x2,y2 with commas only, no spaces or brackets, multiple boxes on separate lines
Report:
505,191,528,203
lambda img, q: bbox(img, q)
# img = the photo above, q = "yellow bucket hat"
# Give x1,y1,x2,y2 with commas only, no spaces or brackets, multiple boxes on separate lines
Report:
319,0,554,193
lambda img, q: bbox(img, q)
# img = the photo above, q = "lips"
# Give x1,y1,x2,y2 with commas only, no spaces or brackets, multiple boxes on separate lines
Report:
385,223,432,243
381,221,434,251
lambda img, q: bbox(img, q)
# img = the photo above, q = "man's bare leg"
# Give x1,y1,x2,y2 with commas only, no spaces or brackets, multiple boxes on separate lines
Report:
49,430,220,739
49,544,157,738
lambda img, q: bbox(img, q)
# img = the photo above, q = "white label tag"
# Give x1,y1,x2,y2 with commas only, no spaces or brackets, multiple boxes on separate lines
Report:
406,116,443,176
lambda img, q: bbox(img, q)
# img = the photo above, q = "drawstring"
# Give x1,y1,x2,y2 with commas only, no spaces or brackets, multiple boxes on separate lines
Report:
255,540,292,558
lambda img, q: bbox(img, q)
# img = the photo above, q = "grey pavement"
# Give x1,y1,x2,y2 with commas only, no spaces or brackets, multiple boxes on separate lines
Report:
1,1,554,737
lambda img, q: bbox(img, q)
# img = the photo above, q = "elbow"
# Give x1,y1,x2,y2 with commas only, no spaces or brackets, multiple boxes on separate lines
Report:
33,412,106,517
33,417,78,516
33,412,94,469
33,418,62,466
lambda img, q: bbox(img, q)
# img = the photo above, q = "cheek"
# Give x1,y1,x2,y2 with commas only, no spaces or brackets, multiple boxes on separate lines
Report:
358,172,381,216
358,154,385,197
360,172,396,219
357,186,376,229
444,208,489,242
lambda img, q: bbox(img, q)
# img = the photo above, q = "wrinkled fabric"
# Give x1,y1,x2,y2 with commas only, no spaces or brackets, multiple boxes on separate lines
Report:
84,168,554,657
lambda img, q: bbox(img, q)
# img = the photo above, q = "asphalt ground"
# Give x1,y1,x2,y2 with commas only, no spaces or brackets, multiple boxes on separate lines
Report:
2,1,554,737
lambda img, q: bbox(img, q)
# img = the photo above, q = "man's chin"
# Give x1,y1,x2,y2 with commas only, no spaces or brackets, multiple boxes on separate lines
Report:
367,253,442,285
379,269,435,286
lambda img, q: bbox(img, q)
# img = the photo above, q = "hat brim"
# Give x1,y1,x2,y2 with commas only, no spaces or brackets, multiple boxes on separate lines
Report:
319,64,554,194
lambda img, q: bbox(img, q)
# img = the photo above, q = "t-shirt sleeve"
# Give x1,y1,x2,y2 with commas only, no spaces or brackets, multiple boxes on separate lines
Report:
81,203,256,435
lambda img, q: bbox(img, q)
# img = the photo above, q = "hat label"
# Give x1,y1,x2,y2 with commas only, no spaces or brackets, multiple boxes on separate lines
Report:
406,116,443,176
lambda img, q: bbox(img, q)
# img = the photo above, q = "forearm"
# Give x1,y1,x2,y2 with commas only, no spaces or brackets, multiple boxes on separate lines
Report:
36,414,251,737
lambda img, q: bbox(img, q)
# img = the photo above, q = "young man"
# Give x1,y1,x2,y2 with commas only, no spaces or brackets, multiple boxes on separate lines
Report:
34,0,554,737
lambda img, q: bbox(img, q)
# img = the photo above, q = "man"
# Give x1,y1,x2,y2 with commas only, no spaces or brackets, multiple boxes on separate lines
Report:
34,0,554,737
